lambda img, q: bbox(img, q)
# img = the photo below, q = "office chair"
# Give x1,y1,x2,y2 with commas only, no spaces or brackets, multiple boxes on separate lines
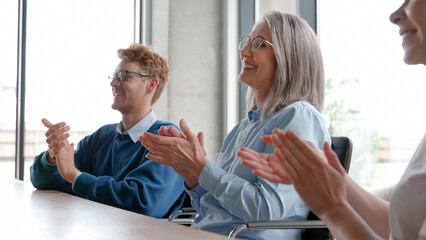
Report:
228,136,353,240
167,194,197,225
168,137,353,240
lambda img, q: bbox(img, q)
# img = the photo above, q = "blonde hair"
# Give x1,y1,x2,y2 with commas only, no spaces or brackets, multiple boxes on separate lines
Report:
117,43,169,105
245,12,325,119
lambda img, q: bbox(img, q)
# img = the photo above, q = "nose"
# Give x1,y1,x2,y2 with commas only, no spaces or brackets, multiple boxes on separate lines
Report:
110,77,120,87
240,41,252,60
389,4,406,24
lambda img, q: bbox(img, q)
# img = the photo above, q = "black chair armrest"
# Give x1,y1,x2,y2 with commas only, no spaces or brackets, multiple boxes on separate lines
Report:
228,220,327,239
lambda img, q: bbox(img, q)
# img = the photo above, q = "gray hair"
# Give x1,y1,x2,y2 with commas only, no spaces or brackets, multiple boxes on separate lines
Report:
245,11,325,119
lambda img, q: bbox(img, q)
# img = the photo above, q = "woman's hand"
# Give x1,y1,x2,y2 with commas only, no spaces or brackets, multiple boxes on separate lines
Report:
139,119,208,189
242,128,349,220
239,147,291,184
269,129,348,220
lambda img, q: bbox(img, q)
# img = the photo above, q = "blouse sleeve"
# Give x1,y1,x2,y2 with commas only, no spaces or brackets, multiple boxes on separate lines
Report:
197,102,330,221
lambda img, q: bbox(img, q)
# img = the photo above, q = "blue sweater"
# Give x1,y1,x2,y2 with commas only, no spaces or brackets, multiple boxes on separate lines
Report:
30,121,186,218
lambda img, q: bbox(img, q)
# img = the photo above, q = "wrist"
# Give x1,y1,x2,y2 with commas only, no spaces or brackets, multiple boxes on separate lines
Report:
184,174,199,190
48,150,55,159
65,168,81,183
320,200,352,224
46,150,56,164
192,158,208,178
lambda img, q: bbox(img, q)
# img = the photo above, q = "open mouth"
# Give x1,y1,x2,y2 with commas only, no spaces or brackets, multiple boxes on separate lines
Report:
113,90,124,97
401,30,416,39
242,63,257,69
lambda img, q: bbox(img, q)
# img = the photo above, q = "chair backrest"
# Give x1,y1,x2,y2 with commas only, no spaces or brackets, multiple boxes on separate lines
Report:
330,136,353,173
302,136,353,240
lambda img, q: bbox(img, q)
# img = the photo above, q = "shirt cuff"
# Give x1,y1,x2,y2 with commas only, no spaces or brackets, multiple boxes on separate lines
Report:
184,180,207,211
185,181,204,197
72,172,97,197
72,172,83,191
198,161,227,193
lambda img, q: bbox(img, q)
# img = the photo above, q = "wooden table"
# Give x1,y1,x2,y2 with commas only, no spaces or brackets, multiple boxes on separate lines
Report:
0,180,228,240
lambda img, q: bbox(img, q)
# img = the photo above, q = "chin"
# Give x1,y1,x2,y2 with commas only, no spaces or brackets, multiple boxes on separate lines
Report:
111,103,119,110
238,74,252,85
403,55,423,65
238,73,244,82
402,45,426,65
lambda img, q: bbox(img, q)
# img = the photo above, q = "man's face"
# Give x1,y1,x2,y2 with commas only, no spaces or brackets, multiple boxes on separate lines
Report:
110,61,151,115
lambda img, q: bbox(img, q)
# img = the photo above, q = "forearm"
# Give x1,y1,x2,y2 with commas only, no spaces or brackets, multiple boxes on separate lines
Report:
73,168,185,217
30,152,68,190
200,162,296,221
346,176,390,238
59,166,81,183
322,201,384,240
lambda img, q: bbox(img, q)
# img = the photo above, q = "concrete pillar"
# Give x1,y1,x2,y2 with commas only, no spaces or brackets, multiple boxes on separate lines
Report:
152,0,224,161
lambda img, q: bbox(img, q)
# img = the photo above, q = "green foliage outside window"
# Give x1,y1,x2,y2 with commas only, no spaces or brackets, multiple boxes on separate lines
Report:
323,78,381,187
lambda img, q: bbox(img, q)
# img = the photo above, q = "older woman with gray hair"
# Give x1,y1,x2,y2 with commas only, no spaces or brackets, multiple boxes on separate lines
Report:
139,11,329,240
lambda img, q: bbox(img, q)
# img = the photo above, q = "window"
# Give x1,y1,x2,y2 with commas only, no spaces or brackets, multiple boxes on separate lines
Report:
252,0,426,190
0,1,18,180
318,0,426,189
1,0,137,180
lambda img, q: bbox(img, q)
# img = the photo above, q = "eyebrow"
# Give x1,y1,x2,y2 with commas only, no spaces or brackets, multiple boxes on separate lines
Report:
250,34,268,40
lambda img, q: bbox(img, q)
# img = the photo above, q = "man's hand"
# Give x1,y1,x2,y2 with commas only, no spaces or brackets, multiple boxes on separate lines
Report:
42,118,70,164
56,143,81,183
42,118,80,183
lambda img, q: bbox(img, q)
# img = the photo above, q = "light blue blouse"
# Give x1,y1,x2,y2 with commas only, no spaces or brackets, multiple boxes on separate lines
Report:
187,101,330,240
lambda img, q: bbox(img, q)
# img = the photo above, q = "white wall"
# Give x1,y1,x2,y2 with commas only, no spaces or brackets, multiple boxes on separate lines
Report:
258,0,298,18
151,0,170,123
152,0,224,161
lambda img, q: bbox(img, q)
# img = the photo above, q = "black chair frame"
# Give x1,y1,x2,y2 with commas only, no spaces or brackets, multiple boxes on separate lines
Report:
228,136,353,240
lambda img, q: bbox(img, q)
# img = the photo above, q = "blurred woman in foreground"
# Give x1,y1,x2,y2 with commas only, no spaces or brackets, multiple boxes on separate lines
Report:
241,1,426,239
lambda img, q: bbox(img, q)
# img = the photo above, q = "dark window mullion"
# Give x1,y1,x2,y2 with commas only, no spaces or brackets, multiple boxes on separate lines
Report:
299,0,317,34
15,0,27,180
238,0,255,120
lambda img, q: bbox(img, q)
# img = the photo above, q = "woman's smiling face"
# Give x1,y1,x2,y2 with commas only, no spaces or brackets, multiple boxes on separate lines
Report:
390,0,426,65
238,20,277,102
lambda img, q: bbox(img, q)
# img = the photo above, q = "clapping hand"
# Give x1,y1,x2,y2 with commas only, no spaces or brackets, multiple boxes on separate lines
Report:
42,118,80,183
139,119,207,189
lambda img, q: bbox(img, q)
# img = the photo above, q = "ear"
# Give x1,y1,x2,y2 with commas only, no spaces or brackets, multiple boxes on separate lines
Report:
146,77,159,93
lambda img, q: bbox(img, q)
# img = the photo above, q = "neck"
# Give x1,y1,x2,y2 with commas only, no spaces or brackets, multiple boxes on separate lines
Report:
120,107,151,132
253,88,269,109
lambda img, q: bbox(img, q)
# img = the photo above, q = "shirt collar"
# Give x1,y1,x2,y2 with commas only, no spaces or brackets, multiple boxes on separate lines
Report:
248,107,263,122
116,111,157,143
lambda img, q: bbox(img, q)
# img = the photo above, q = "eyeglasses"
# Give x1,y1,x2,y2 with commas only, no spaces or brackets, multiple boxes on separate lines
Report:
238,36,273,52
108,70,150,82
